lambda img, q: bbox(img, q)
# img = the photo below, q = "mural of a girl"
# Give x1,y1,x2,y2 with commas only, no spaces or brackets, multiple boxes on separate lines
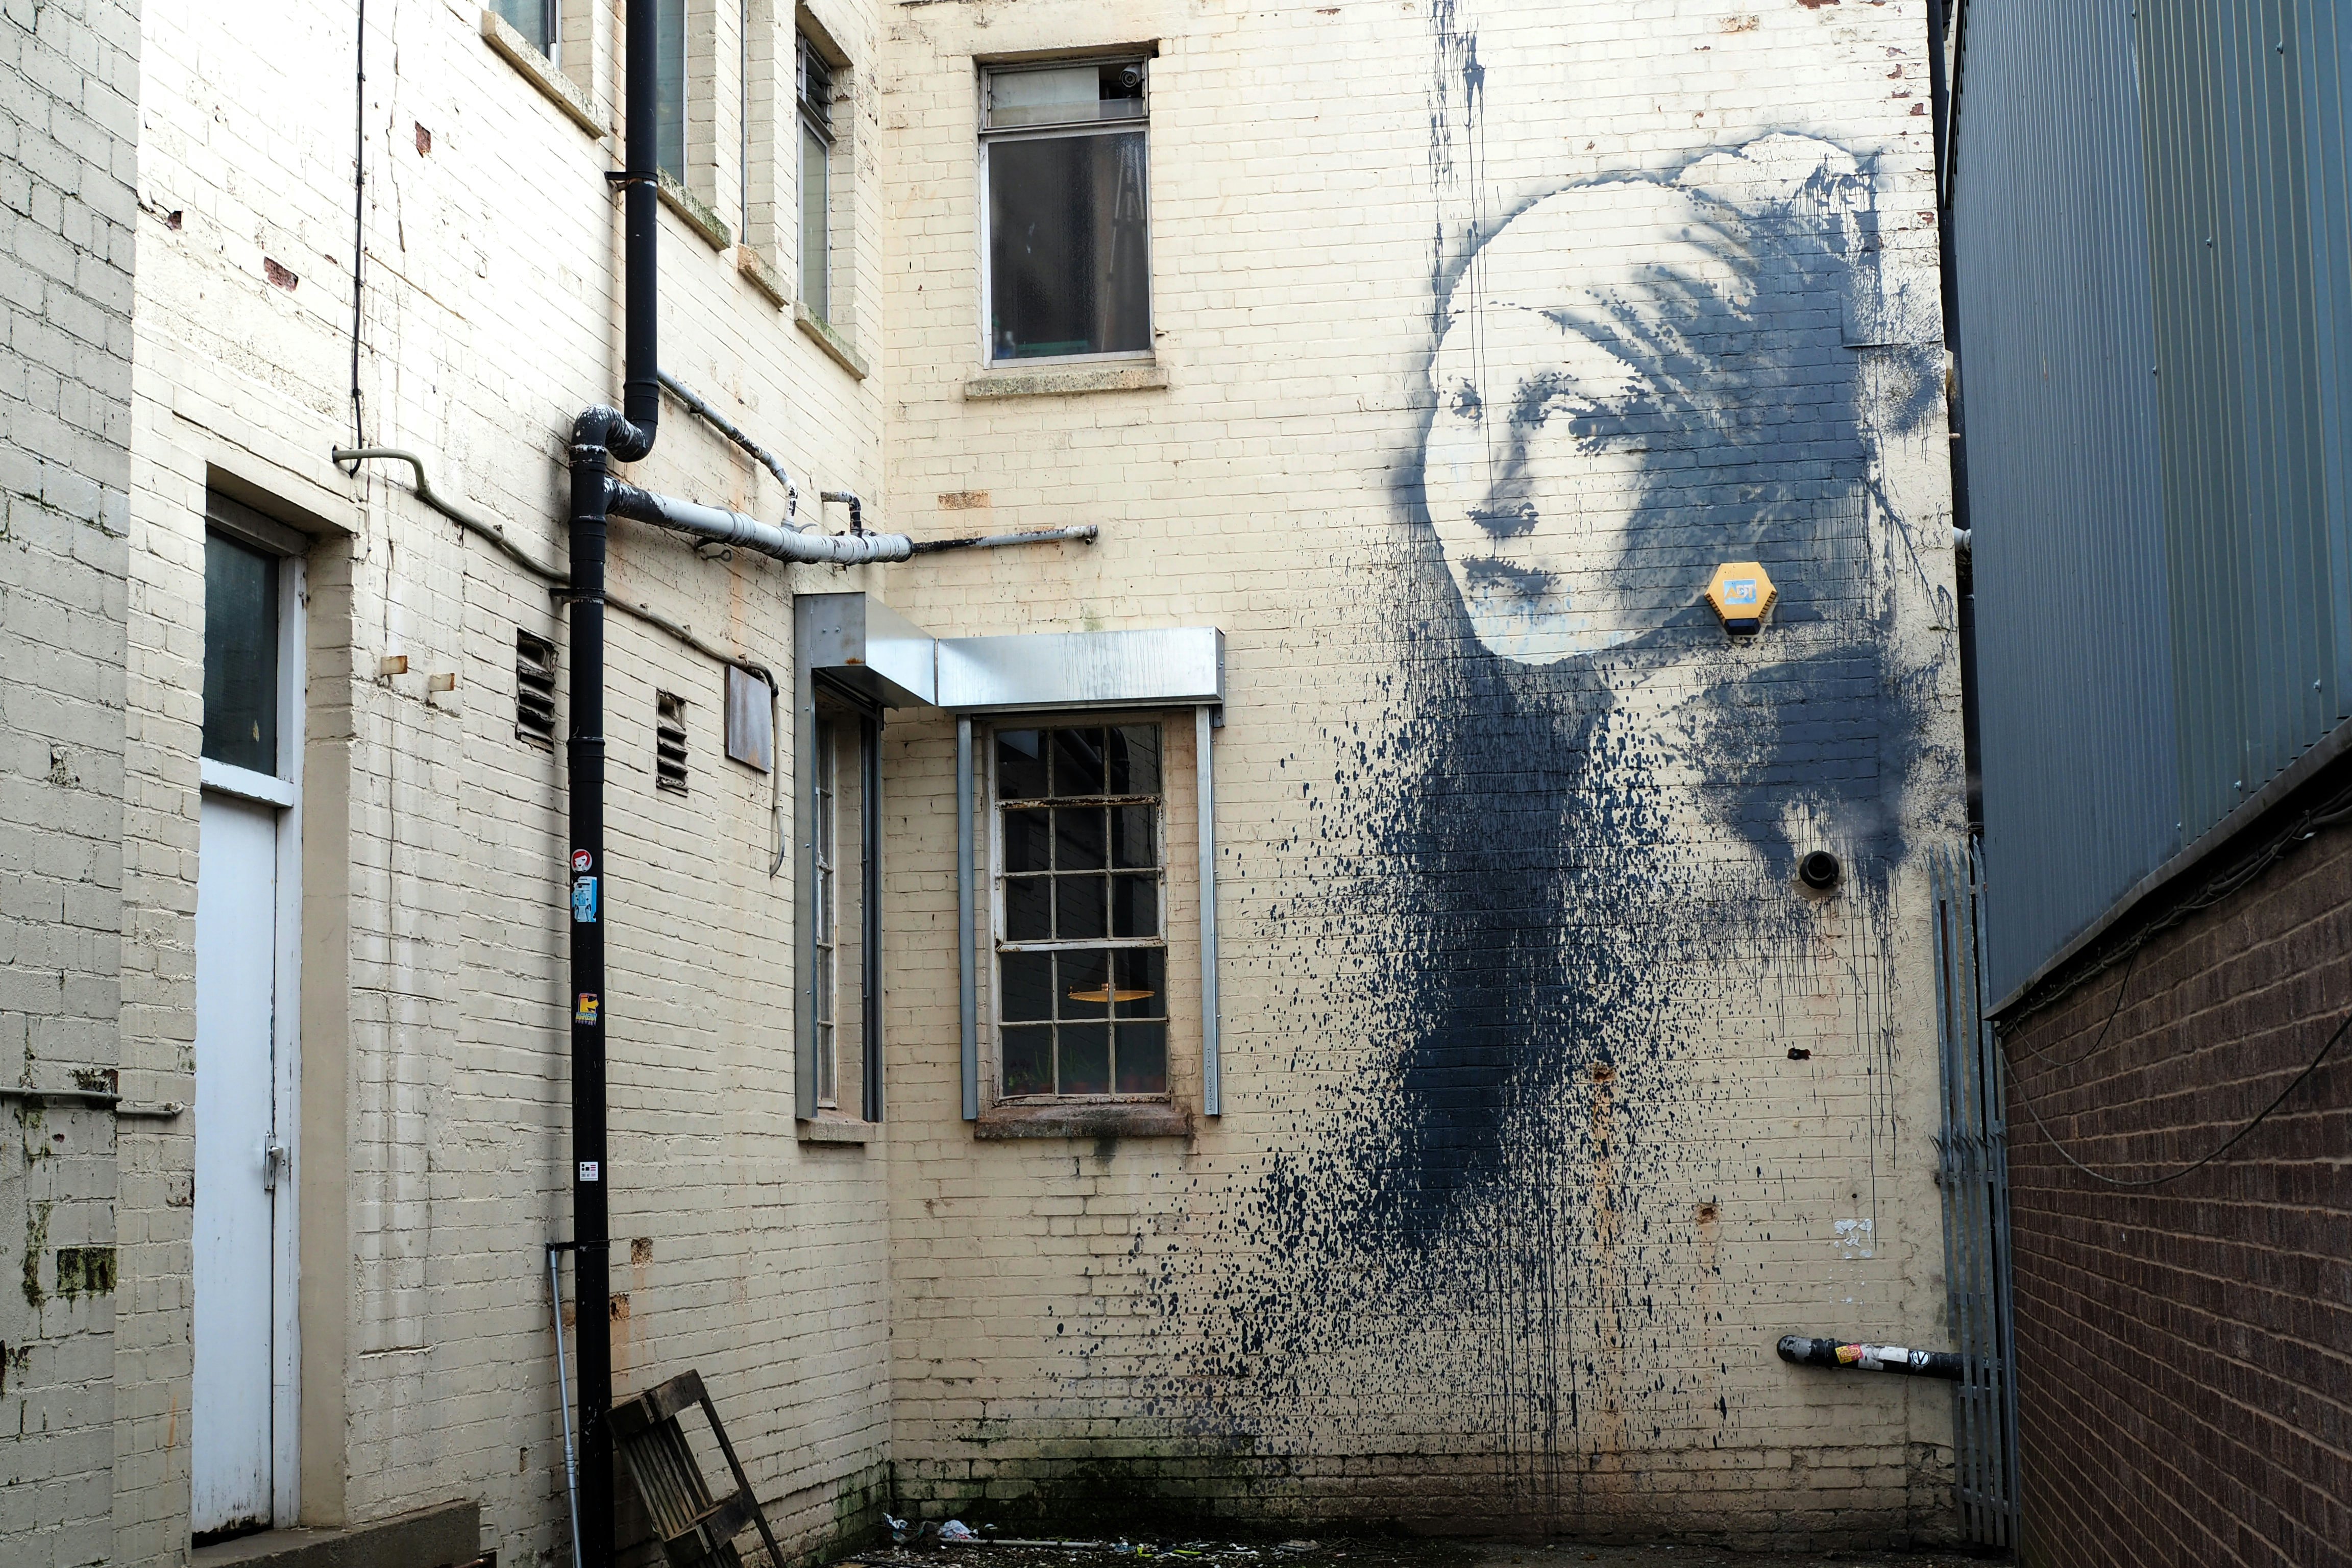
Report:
1183,135,1954,1506
1357,133,1948,1236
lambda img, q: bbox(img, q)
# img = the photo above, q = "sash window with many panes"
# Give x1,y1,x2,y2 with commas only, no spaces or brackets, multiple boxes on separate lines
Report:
993,723,1167,1098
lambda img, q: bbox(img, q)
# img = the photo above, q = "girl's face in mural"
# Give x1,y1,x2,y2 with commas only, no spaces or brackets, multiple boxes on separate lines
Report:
1423,307,1658,665
1420,186,1757,667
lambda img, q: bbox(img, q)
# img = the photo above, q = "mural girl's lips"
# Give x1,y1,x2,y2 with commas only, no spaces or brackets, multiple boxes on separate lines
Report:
1466,499,1541,538
1459,554,1556,599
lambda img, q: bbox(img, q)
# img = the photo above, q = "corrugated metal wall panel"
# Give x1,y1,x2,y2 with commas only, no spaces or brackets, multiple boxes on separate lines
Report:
2141,0,2352,835
1961,0,2352,1000
1957,0,2179,998
2308,5,2352,715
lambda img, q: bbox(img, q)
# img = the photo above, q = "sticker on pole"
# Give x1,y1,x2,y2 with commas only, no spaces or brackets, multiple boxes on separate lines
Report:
572,876,599,923
572,849,594,874
578,1161,601,1182
575,993,599,1026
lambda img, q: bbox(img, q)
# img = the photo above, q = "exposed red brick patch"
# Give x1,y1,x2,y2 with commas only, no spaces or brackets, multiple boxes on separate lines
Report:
263,257,298,290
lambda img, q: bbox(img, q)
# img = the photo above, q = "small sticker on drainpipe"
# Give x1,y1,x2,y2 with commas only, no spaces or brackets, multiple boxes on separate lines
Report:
576,993,599,1026
578,1161,600,1182
572,876,599,923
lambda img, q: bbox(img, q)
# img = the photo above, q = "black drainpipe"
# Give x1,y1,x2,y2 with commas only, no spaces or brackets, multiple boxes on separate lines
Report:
569,7,660,1567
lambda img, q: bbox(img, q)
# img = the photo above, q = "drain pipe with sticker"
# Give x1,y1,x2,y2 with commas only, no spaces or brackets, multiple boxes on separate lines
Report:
1777,1335,1965,1379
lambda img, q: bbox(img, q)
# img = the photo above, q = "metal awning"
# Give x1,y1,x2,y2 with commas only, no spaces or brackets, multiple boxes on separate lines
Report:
794,592,1224,713
790,592,1225,1124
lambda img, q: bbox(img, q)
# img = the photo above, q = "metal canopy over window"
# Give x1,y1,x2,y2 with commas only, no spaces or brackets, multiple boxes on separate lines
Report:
790,593,1225,1123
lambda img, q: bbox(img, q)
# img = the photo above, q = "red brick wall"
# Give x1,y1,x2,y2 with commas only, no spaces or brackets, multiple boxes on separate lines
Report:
2003,822,2352,1567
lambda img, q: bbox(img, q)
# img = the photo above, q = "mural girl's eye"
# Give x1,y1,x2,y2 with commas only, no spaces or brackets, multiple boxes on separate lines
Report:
1450,382,1483,423
1514,376,1607,437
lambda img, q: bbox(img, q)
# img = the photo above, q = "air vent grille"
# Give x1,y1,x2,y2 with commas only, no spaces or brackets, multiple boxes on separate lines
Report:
656,692,689,794
516,630,556,746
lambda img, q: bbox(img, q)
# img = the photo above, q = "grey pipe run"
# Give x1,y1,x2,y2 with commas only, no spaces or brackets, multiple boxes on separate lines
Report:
606,480,914,565
1777,1335,1965,1380
337,446,1096,570
333,447,569,583
912,524,1099,554
656,370,798,517
820,488,864,534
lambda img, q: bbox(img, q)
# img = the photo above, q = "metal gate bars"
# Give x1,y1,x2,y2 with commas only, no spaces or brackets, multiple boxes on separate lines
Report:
1930,842,2021,1548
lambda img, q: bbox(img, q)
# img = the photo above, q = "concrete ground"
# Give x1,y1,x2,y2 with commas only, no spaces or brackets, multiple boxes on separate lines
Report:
848,1532,2003,1568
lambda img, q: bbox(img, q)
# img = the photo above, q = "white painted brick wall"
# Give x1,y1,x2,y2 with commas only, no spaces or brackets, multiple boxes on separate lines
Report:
117,1,893,1562
1,0,139,1561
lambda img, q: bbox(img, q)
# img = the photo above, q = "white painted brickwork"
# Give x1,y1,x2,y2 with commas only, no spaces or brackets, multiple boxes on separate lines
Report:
116,1,893,1563
1,0,139,1562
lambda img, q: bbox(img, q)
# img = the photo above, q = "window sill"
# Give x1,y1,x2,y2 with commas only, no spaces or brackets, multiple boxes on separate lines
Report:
963,362,1168,400
657,173,732,252
796,1113,875,1144
796,306,870,380
974,1100,1192,1141
735,245,788,309
479,11,605,138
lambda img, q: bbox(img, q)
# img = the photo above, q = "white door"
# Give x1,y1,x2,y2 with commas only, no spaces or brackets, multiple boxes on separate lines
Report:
192,791,280,1533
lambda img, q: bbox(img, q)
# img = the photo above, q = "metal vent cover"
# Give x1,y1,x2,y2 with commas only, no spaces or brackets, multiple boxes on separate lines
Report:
656,692,689,795
516,630,556,746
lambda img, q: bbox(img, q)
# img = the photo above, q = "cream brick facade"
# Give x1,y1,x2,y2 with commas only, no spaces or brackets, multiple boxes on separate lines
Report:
873,0,1962,1544
3,0,140,1563
6,0,1964,1562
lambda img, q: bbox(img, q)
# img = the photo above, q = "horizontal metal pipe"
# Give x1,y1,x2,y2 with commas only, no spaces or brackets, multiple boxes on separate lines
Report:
657,372,798,516
334,446,570,582
605,480,913,565
910,524,1100,554
1777,1335,1965,1380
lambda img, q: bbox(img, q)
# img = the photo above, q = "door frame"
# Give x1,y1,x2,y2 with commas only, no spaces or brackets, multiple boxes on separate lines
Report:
200,496,308,1525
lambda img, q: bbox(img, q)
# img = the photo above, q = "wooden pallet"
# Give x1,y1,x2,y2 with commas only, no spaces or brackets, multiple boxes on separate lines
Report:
609,1370,787,1568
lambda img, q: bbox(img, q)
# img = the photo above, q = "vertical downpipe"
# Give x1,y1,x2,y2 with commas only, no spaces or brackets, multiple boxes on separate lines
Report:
567,444,614,1568
571,3,661,1562
958,718,978,1120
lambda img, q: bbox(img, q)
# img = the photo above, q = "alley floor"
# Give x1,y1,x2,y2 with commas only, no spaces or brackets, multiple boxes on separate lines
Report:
846,1532,2000,1568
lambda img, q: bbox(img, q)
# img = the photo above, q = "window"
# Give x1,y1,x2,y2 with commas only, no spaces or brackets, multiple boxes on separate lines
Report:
204,534,281,773
802,694,876,1122
516,630,557,747
991,723,1167,1098
492,0,556,60
797,33,834,320
654,0,688,180
980,59,1151,364
811,717,840,1107
740,0,758,240
656,692,688,794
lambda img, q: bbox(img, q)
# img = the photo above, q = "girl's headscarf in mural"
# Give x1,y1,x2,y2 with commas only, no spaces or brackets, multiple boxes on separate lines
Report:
1422,135,1876,665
